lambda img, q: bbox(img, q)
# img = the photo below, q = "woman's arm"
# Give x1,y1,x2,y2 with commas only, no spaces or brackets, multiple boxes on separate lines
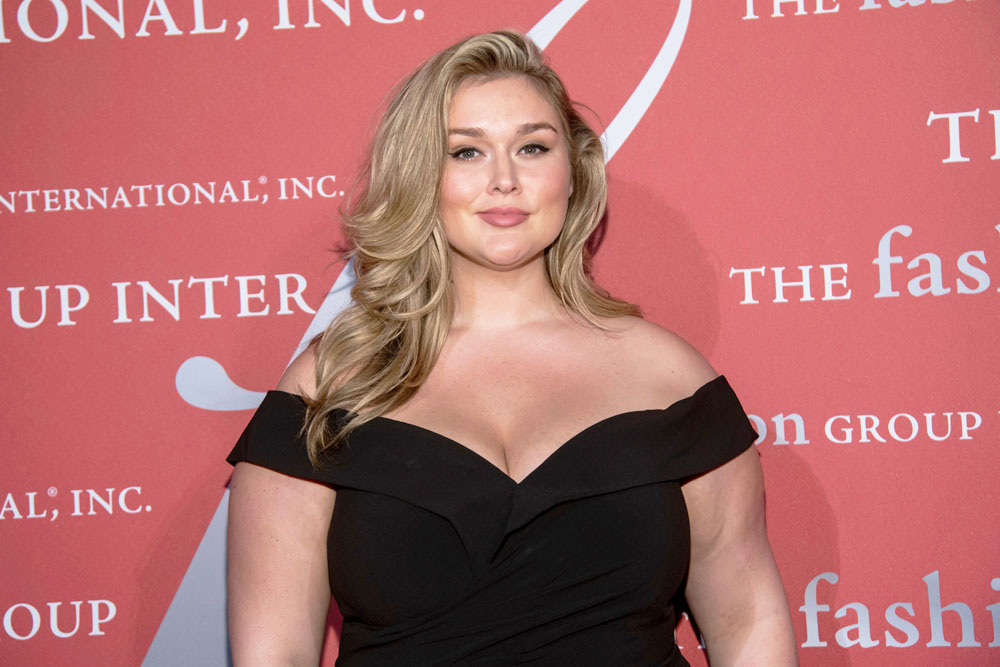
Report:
682,447,798,666
227,348,336,666
228,463,335,666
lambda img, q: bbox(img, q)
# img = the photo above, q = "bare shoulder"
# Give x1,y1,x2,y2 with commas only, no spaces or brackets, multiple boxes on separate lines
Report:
275,342,320,398
604,315,718,397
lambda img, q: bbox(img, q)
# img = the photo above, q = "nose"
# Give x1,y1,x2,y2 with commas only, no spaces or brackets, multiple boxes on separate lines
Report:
489,153,520,195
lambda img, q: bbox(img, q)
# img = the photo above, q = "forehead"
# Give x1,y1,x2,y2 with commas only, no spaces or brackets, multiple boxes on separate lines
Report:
448,75,562,128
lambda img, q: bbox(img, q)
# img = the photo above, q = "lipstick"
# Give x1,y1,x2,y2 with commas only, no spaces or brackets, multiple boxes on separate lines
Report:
477,207,529,227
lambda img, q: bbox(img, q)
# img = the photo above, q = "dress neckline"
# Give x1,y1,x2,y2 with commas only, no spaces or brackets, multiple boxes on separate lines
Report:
272,375,725,487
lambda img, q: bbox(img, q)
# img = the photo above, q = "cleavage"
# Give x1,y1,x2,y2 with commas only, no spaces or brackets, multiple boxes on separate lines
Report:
380,401,644,484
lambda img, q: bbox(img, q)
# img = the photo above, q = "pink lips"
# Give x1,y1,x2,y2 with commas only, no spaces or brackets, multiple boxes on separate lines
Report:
477,207,529,227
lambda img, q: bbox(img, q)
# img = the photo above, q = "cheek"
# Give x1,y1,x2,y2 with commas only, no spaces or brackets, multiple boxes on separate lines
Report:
546,156,573,199
439,168,478,248
534,163,573,210
439,166,478,213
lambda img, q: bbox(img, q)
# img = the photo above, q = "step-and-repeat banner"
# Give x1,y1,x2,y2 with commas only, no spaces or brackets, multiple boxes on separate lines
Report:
2,1,997,665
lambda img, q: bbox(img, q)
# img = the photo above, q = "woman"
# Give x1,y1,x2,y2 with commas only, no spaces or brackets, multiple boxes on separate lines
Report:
227,31,797,666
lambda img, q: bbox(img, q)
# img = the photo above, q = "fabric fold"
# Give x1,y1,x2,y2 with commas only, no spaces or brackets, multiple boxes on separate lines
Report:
500,376,756,537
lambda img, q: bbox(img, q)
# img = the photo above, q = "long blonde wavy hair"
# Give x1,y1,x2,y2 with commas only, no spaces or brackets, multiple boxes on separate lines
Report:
304,30,639,463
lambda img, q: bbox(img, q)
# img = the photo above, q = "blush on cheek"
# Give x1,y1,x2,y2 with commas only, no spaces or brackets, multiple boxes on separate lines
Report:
439,177,478,212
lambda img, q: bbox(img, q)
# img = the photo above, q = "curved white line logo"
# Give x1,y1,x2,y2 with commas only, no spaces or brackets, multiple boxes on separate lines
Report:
530,0,692,163
175,0,692,412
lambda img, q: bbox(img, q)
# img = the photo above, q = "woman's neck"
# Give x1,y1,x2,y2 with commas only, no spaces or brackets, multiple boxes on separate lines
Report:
449,254,566,332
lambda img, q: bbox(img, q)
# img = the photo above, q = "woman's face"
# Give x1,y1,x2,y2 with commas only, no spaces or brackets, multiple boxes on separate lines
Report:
440,75,573,272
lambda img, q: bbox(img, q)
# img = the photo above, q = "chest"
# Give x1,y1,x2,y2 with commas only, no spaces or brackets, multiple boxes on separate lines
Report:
383,339,669,483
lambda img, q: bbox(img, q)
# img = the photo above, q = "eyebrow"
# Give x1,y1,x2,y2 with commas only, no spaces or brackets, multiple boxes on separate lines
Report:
448,122,560,138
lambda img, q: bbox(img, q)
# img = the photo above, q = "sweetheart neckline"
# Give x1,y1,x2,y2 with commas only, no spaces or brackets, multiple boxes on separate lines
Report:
269,375,725,487
370,406,671,486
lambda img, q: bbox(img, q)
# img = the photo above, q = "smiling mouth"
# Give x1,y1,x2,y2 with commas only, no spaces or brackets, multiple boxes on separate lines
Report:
477,208,530,227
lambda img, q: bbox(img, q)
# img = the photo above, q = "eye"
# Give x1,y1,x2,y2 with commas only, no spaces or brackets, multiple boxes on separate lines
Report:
519,143,550,156
448,147,480,160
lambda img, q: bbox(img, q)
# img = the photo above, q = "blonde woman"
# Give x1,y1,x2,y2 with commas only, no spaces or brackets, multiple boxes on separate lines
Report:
227,31,797,666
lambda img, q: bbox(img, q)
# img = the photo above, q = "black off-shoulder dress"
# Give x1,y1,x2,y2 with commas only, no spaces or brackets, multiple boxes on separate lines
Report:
227,375,757,666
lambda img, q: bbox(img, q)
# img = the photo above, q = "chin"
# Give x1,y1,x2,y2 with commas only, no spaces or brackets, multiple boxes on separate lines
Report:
483,244,544,269
453,247,538,272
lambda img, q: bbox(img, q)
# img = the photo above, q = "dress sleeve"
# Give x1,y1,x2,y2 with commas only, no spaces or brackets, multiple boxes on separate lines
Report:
226,390,333,484
667,375,759,481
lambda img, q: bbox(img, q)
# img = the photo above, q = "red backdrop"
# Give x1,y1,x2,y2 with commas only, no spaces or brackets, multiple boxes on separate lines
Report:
2,1,998,665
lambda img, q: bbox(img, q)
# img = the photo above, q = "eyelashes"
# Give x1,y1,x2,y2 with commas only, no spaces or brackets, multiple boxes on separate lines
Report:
447,144,552,161
449,147,480,160
519,143,550,156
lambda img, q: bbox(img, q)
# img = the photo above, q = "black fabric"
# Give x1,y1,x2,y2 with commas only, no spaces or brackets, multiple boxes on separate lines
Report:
227,375,757,666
